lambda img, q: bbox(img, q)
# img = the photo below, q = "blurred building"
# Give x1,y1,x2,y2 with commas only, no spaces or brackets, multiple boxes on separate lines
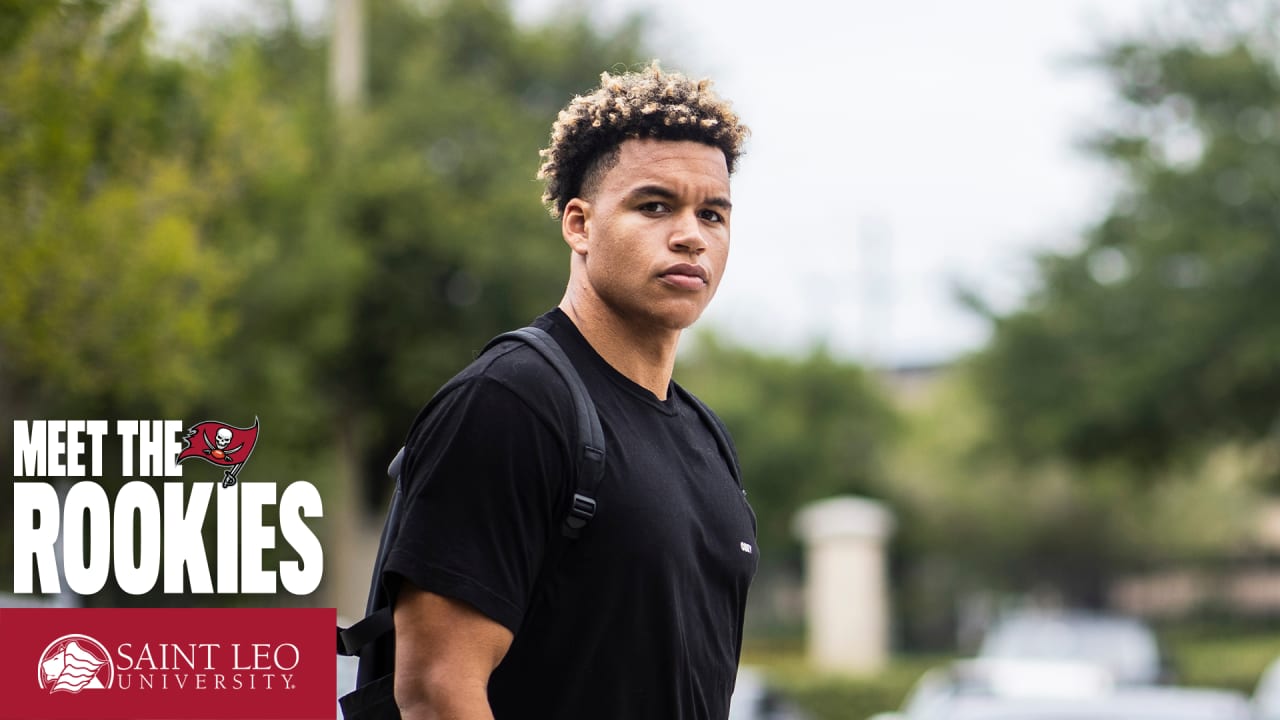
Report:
1111,501,1280,619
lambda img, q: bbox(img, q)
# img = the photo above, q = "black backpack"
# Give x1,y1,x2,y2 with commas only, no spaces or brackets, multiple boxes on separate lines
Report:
335,324,743,719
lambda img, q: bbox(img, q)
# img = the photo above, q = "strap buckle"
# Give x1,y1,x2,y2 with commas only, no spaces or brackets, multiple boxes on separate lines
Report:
562,493,597,538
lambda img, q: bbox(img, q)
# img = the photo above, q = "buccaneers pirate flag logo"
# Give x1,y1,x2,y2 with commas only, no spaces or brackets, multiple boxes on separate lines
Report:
177,418,260,488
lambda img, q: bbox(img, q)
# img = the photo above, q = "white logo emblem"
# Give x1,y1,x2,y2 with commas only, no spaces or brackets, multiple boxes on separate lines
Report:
38,634,114,693
740,542,754,554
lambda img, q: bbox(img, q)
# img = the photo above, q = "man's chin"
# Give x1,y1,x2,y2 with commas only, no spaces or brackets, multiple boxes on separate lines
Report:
601,294,710,334
661,310,707,333
660,294,715,326
640,299,705,330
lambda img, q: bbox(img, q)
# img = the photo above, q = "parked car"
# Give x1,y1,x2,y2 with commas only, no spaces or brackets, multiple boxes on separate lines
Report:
730,667,810,720
898,658,1116,712
1254,654,1280,720
875,686,1251,720
871,659,1249,720
977,611,1171,685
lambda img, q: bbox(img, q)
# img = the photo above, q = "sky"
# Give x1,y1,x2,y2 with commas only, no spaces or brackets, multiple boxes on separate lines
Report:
152,0,1168,366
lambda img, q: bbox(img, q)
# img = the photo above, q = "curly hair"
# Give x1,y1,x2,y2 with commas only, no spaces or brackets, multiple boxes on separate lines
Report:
537,62,749,218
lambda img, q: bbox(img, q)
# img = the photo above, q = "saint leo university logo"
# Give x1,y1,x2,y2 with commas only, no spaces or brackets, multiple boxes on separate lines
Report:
37,634,115,693
177,418,260,488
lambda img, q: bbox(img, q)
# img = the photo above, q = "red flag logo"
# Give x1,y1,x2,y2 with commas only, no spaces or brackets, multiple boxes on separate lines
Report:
177,418,259,487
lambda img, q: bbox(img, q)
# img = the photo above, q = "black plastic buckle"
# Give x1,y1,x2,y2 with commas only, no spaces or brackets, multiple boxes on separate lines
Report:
562,493,597,538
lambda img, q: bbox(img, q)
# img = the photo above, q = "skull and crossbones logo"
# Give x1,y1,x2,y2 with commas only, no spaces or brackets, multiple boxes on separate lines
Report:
203,427,242,461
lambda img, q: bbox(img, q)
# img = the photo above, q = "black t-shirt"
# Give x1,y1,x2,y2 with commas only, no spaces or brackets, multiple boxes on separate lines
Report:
384,308,758,720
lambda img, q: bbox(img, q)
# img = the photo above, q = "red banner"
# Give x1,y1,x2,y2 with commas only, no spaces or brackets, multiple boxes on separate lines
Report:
178,419,261,488
0,607,336,720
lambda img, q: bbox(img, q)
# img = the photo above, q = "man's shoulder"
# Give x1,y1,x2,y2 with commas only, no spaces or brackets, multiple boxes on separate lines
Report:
427,333,580,433
402,335,577,459
457,333,568,396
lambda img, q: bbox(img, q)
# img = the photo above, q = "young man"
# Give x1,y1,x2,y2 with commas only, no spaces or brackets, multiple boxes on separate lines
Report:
385,64,756,720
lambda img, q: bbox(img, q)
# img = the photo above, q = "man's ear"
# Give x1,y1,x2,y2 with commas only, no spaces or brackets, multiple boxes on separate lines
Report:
562,198,591,255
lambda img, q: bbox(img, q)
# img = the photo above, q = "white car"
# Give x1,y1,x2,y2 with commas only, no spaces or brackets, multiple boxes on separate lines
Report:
876,687,1251,720
978,611,1168,685
899,658,1117,713
1255,655,1280,720
870,658,1249,720
729,667,810,720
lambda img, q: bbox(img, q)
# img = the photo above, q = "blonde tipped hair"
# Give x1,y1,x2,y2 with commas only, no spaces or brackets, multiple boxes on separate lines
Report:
537,62,748,218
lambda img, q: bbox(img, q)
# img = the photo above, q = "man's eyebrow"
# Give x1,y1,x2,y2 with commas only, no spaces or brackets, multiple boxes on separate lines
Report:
626,185,678,202
626,184,733,210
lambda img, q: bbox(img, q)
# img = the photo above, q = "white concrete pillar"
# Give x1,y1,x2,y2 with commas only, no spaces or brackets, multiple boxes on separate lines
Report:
794,496,895,674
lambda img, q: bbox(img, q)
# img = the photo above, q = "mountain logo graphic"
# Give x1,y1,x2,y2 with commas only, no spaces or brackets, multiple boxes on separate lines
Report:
37,634,114,693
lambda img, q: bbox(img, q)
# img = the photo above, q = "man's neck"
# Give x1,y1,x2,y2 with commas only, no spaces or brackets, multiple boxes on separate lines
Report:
557,298,680,400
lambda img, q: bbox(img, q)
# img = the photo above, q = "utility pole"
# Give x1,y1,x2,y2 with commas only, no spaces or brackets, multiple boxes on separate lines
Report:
328,0,370,622
330,0,365,111
858,215,892,371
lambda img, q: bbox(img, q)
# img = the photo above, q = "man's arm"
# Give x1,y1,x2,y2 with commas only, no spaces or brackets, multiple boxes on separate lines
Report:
393,583,515,720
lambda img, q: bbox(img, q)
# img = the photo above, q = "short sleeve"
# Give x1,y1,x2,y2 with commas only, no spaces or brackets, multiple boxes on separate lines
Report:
383,373,569,634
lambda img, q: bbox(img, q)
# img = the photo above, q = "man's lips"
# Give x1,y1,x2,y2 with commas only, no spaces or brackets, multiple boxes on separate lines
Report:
659,263,709,290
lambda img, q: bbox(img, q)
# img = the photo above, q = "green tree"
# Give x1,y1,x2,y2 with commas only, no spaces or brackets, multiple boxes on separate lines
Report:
886,366,1260,638
894,1,1280,630
970,3,1280,474
0,0,232,420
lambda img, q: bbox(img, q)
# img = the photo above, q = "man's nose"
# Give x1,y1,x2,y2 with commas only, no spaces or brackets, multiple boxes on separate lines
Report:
669,211,707,255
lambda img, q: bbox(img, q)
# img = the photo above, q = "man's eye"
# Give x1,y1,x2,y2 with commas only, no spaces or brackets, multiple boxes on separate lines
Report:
638,202,670,213
699,209,724,223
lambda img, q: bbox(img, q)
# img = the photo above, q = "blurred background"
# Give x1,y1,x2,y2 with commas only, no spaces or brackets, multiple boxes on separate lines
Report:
3,0,1280,717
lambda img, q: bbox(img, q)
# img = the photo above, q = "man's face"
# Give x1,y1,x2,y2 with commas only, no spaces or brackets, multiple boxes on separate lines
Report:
566,138,731,333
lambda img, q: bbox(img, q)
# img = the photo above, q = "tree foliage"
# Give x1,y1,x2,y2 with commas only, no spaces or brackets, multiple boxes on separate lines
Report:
971,2,1280,475
0,0,233,418
918,4,1280,622
886,366,1262,634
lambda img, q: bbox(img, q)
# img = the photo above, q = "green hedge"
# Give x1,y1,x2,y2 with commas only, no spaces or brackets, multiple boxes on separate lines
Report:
744,622,1280,720
769,668,922,720
743,646,949,720
1160,620,1280,693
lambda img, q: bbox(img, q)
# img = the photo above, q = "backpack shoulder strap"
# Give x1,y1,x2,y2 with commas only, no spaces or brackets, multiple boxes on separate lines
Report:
674,384,744,491
483,326,605,538
338,325,604,658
